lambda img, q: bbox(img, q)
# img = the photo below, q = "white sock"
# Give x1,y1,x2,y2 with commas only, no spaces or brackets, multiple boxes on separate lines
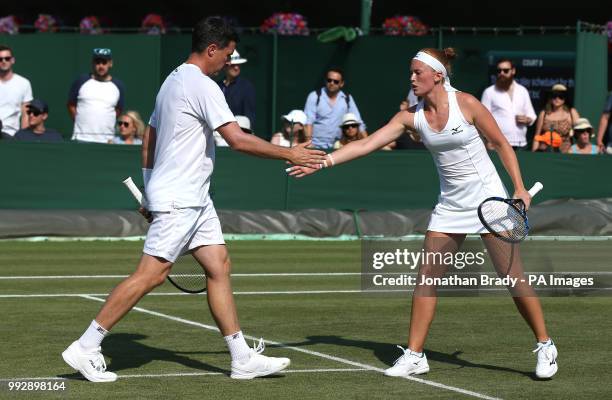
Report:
539,338,553,346
78,320,109,350
224,331,251,363
409,349,424,357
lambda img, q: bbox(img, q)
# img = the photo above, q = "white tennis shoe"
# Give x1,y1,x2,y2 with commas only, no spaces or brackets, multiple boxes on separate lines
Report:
533,340,558,379
62,341,117,382
384,346,430,377
230,338,290,379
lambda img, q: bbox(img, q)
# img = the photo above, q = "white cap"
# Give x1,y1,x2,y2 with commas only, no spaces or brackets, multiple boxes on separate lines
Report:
235,115,251,132
340,112,361,127
229,50,247,65
282,110,307,126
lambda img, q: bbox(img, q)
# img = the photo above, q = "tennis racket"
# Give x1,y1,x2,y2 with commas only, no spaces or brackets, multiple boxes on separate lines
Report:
477,182,543,243
122,177,207,294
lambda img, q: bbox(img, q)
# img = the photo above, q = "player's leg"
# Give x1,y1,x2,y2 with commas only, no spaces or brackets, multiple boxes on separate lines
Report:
385,231,465,377
62,254,172,382
480,233,558,378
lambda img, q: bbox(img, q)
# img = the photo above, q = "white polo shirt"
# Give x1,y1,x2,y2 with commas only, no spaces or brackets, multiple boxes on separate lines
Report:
0,73,33,136
481,82,536,147
146,63,235,211
69,75,125,143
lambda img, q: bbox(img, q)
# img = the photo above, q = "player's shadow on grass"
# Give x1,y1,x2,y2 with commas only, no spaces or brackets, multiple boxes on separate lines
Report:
283,335,539,380
59,333,226,380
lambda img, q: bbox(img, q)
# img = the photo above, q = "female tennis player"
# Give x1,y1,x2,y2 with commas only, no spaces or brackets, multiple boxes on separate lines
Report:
288,48,558,379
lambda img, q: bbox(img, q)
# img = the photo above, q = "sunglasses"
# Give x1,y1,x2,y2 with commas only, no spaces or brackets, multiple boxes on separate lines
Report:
93,48,111,56
94,58,109,65
326,78,341,84
117,121,131,127
552,93,566,99
0,56,12,62
343,124,359,129
496,68,511,74
26,109,42,116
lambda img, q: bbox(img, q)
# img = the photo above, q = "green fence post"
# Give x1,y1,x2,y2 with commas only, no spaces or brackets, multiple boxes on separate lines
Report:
360,0,373,35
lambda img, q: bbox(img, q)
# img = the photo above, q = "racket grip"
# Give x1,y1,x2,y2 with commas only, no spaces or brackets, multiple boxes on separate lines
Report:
122,177,147,207
528,182,543,198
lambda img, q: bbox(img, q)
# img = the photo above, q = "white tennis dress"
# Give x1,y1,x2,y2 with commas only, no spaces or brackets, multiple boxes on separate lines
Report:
414,91,508,233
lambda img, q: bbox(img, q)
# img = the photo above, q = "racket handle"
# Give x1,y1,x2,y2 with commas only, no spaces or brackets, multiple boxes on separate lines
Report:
528,182,543,198
122,177,147,207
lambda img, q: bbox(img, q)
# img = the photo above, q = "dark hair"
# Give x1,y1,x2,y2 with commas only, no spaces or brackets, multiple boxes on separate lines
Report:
0,44,13,55
191,17,239,53
327,67,345,81
496,58,514,69
421,48,457,75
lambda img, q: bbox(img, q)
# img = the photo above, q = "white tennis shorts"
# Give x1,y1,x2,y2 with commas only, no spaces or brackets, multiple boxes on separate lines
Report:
143,203,225,262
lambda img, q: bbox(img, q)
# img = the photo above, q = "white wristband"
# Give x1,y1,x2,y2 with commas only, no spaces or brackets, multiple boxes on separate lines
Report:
142,168,152,188
328,153,335,167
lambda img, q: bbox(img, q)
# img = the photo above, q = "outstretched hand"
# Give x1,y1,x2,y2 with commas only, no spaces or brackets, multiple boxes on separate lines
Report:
286,162,321,178
288,141,326,168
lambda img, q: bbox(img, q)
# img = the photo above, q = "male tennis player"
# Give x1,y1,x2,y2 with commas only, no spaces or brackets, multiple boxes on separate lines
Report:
62,16,326,382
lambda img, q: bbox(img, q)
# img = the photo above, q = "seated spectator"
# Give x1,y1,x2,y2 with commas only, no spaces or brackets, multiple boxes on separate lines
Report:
214,115,251,147
270,110,308,147
334,113,369,149
532,84,579,152
110,111,144,145
567,118,597,155
13,99,63,142
394,98,426,150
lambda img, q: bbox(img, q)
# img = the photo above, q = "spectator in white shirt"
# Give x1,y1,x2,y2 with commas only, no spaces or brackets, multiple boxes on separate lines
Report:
0,44,33,137
68,48,125,143
481,59,536,150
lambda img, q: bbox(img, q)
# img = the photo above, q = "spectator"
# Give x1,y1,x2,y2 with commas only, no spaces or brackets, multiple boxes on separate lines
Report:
68,48,125,143
13,99,63,142
304,68,366,149
270,110,308,147
532,84,579,153
596,92,612,154
110,111,144,145
334,113,368,149
0,44,33,137
481,59,536,150
219,50,256,127
395,96,426,150
568,118,597,155
214,115,251,147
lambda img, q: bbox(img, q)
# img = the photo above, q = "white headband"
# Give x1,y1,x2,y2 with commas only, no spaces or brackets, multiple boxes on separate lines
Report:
413,51,457,92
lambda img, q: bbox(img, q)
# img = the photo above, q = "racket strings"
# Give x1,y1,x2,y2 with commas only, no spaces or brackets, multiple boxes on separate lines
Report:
479,200,528,243
168,259,207,293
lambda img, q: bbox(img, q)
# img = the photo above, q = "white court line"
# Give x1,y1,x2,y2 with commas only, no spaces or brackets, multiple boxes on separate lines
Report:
76,294,501,400
2,271,611,280
0,368,369,382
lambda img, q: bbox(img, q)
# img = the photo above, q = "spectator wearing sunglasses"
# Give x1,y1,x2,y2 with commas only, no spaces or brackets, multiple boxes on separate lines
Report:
13,99,63,142
110,110,144,145
0,44,33,137
333,112,370,150
219,50,256,129
532,84,580,153
568,118,597,155
67,48,125,143
304,68,366,149
481,59,536,150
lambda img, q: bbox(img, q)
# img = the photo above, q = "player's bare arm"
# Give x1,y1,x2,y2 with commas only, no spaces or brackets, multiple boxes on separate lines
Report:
459,92,530,208
287,111,412,178
217,121,326,167
138,125,155,222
